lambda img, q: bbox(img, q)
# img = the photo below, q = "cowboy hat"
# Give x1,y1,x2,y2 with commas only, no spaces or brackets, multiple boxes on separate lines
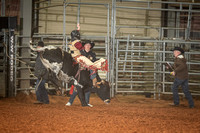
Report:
173,47,184,54
82,40,95,49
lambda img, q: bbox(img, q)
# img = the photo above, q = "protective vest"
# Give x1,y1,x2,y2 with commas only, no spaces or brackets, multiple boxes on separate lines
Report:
68,40,81,57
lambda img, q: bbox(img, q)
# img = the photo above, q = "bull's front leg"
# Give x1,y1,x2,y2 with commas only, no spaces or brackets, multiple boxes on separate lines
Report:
75,86,88,107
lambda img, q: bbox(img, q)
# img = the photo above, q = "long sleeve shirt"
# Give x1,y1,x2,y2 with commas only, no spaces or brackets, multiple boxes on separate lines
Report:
80,50,96,62
68,40,84,57
174,55,188,80
34,52,48,79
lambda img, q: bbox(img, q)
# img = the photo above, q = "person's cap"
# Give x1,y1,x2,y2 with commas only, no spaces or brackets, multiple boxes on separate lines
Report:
82,40,95,49
173,47,184,54
38,41,44,47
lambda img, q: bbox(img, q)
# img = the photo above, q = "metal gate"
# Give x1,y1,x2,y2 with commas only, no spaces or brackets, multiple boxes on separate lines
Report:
115,38,200,98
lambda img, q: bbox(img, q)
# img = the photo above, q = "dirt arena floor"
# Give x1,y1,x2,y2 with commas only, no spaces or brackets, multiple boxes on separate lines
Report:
0,92,200,133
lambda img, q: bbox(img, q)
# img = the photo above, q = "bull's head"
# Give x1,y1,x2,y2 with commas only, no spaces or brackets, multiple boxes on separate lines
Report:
92,80,111,104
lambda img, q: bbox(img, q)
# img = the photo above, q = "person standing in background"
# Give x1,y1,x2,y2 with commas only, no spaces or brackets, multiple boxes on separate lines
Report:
34,41,49,104
170,47,194,108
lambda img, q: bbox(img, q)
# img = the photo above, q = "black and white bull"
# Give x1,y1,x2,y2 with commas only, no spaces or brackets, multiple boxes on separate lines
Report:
32,46,110,106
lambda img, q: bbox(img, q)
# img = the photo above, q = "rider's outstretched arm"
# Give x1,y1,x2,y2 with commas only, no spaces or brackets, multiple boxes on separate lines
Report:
77,23,80,31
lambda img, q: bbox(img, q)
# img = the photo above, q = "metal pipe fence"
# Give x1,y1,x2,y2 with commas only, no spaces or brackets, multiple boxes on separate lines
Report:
115,39,200,98
111,0,200,98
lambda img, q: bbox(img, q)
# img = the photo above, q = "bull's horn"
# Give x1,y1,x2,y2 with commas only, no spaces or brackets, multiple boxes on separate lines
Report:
30,44,46,51
30,44,57,51
30,44,38,51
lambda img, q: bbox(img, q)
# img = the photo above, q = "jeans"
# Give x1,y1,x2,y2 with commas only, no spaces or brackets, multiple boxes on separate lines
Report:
68,87,91,105
35,79,49,104
171,78,194,107
90,70,96,80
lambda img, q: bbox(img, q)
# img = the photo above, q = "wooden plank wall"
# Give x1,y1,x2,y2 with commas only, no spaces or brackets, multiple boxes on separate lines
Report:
38,0,110,36
37,0,161,38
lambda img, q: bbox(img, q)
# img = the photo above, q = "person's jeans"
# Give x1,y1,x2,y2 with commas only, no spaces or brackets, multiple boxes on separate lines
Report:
171,78,194,107
90,70,96,80
85,91,91,104
68,87,91,105
35,79,49,104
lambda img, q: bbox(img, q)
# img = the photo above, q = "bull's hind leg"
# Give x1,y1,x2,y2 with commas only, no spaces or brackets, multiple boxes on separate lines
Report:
76,86,88,106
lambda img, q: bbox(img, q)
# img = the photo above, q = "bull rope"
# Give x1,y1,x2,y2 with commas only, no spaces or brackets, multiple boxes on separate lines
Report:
75,66,87,83
35,78,43,91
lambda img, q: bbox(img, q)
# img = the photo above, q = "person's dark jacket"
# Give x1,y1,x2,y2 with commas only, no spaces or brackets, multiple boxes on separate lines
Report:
34,52,48,79
174,55,188,80
80,50,96,62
